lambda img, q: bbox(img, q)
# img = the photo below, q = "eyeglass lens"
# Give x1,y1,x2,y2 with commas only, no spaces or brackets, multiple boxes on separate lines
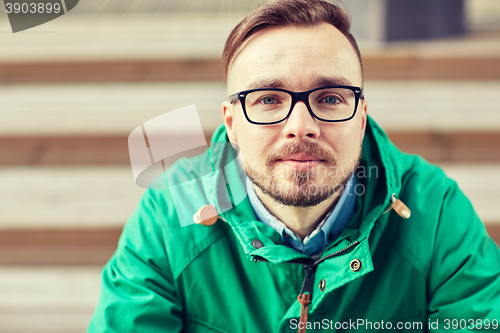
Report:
244,88,356,123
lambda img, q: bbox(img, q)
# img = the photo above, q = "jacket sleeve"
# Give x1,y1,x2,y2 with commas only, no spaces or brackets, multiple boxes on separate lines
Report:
427,181,500,330
87,190,183,333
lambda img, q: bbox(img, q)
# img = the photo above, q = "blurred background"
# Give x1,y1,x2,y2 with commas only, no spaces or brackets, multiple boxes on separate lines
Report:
0,0,499,332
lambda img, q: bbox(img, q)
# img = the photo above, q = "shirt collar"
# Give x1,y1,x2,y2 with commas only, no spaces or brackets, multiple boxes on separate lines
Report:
246,173,356,256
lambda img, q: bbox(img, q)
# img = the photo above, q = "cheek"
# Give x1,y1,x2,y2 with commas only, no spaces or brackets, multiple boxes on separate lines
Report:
233,125,263,161
234,126,277,166
345,115,365,145
324,124,363,160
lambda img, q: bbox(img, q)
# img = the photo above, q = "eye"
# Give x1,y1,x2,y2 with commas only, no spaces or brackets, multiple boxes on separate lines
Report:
260,96,278,105
246,91,287,109
321,95,341,104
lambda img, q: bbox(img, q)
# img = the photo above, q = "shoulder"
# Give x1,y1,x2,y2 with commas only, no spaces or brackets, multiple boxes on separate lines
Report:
121,147,232,280
374,139,494,278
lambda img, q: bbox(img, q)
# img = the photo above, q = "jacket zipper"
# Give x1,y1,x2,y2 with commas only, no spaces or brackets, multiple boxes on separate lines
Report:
295,241,360,333
296,264,316,333
312,240,360,266
252,240,360,333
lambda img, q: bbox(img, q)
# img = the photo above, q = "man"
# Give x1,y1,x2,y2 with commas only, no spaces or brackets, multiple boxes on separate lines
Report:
88,1,500,332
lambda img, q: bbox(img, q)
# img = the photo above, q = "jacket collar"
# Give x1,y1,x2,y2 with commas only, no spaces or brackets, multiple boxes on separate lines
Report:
206,116,400,262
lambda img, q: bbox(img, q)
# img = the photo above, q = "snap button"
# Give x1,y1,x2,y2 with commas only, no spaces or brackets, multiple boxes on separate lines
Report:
251,239,264,249
350,259,362,272
319,279,326,292
327,233,334,241
193,205,218,226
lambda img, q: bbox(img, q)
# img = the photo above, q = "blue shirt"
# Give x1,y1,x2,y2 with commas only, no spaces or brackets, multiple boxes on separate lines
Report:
246,174,356,257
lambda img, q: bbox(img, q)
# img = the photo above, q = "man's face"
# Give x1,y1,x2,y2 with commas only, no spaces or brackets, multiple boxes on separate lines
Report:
223,23,367,207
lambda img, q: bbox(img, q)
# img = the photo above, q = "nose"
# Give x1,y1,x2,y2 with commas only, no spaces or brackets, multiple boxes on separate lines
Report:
282,101,320,140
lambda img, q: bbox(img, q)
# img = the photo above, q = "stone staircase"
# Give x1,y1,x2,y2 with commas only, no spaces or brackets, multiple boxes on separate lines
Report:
1,3,500,332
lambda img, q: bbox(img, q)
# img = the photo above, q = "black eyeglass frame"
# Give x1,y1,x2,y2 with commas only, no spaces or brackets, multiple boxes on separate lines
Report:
229,85,364,125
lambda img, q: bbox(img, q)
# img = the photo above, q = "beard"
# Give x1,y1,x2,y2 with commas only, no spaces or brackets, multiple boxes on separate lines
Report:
244,141,360,207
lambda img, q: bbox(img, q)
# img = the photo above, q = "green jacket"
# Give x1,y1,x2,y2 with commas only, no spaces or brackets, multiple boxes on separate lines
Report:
88,117,500,333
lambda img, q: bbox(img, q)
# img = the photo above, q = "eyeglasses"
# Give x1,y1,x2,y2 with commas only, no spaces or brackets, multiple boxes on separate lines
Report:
229,85,363,125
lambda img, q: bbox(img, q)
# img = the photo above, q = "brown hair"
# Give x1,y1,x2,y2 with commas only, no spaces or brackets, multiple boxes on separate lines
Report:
222,0,363,81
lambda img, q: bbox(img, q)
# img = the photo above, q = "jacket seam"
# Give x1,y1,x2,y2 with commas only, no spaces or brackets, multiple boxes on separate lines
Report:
185,314,232,333
373,221,428,276
172,223,230,279
147,191,181,297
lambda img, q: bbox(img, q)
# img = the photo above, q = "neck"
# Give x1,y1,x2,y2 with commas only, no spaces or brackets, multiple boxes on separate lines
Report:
253,185,341,239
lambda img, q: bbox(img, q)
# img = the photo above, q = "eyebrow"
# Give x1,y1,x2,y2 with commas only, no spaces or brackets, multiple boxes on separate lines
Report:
247,79,287,90
313,76,353,87
246,76,353,91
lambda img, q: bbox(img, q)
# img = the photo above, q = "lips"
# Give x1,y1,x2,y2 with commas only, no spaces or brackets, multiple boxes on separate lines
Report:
277,154,324,162
274,154,326,171
265,141,334,168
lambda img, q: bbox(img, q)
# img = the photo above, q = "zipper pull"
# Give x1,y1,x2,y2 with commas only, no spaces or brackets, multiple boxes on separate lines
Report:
297,293,312,333
384,194,411,219
297,265,317,333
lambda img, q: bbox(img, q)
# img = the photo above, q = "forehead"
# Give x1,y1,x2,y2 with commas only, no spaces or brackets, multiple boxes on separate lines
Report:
227,23,362,92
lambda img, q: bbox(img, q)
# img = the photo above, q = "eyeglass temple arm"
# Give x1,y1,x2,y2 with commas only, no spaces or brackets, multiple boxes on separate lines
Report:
229,93,239,104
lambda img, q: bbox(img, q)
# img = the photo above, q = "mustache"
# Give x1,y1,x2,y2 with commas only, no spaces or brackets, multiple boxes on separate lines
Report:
265,141,336,166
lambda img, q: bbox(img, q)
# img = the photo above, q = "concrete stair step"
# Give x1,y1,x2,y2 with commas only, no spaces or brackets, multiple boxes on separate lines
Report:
0,166,144,229
3,131,500,166
0,165,497,229
0,82,226,136
3,54,500,83
0,266,101,333
0,14,499,82
0,14,237,62
1,80,500,164
1,81,499,136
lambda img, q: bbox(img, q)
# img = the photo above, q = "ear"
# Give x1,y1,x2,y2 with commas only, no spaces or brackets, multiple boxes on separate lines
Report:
222,100,237,143
360,99,368,142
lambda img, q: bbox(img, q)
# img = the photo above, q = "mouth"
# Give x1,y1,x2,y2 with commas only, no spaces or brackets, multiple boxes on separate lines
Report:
275,154,325,169
277,154,324,162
